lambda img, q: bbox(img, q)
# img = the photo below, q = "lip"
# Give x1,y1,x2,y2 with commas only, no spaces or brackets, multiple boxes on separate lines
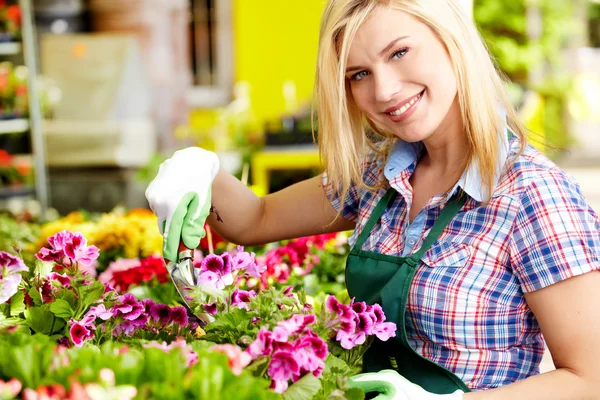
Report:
383,89,425,123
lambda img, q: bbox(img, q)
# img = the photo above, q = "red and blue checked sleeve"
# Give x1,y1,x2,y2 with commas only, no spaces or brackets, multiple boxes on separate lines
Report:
321,150,384,222
509,168,600,293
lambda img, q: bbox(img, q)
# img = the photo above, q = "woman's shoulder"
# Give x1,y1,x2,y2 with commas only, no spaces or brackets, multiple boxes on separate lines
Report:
495,140,582,202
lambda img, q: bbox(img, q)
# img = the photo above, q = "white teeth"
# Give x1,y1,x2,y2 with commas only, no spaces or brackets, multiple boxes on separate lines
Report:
388,92,422,116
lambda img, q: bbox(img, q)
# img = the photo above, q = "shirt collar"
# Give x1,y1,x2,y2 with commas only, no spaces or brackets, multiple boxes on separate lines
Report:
383,112,510,202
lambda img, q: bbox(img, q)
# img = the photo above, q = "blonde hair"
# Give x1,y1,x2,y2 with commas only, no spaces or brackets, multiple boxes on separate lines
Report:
313,0,528,206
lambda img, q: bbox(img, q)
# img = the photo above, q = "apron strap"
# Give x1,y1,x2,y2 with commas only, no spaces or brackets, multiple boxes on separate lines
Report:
407,191,467,265
353,189,398,250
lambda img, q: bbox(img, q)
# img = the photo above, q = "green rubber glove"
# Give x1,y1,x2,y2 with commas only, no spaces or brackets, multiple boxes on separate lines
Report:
349,370,464,400
145,147,220,262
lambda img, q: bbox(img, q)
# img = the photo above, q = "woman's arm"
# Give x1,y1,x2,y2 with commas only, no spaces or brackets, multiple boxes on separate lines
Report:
206,170,356,246
465,271,600,400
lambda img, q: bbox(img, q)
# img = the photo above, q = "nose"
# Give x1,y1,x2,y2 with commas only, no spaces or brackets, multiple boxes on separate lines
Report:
373,66,403,104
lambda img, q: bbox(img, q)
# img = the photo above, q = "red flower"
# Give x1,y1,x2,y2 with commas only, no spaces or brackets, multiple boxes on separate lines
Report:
110,255,169,292
6,5,21,25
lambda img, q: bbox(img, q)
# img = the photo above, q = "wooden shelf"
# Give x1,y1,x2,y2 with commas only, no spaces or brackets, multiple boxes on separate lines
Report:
0,42,21,56
0,119,29,134
0,185,34,200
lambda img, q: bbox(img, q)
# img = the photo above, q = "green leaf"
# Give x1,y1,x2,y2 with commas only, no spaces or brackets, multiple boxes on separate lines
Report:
25,306,65,335
9,291,25,316
50,299,74,319
343,387,365,400
79,281,105,309
28,286,42,306
282,374,321,400
55,289,77,309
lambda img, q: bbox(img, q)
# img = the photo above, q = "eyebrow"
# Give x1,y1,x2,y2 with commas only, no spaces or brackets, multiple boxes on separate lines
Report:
345,36,410,74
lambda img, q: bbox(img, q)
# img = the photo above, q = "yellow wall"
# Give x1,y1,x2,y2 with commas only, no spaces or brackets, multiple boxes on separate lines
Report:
232,1,325,123
190,1,325,133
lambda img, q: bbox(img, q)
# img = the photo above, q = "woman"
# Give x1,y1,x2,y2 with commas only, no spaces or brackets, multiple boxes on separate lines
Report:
145,0,600,398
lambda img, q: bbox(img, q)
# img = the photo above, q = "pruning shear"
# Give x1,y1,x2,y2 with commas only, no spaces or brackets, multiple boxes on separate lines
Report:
164,242,211,327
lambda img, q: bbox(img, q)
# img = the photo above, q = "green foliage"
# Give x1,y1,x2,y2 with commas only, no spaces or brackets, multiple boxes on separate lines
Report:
474,0,579,149
0,335,281,400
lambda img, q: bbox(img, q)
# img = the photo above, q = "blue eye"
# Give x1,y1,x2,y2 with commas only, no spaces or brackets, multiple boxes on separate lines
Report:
391,48,409,60
351,71,369,81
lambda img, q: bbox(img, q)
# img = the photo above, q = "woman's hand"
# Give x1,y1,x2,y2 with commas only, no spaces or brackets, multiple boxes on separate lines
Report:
145,147,220,262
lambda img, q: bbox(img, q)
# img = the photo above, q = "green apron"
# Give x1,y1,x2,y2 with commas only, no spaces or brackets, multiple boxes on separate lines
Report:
345,188,471,394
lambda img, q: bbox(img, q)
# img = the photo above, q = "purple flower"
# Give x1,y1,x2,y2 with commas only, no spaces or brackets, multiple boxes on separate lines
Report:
150,303,173,324
112,293,144,321
357,312,376,334
0,252,27,275
230,289,256,310
69,320,95,347
251,317,261,324
170,306,188,326
248,328,273,359
198,254,234,289
203,302,218,315
0,274,21,304
351,301,367,314
268,351,299,387
141,298,157,313
114,320,137,336
370,304,385,324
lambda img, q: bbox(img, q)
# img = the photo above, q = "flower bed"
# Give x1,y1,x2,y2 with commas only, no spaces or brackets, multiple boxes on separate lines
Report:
0,229,396,399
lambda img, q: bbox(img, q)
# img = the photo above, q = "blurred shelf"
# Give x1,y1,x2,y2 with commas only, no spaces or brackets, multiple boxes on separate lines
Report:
0,42,21,55
0,185,34,200
0,119,29,134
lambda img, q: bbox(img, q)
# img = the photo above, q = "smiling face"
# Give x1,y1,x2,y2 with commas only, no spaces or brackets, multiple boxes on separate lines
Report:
345,6,461,143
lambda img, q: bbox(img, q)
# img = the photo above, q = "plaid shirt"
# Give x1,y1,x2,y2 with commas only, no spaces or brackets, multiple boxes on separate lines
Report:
323,136,600,390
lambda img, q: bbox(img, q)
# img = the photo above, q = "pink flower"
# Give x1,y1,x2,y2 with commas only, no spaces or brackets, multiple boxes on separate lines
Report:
230,289,256,310
170,339,199,367
0,378,22,398
373,322,397,341
232,247,266,278
98,258,140,284
85,304,113,321
63,232,99,267
69,320,95,347
36,230,99,267
0,274,21,304
277,314,316,335
271,326,291,342
247,328,273,359
198,254,234,289
0,251,27,274
271,380,289,394
47,272,71,287
36,230,71,262
143,341,170,352
210,344,252,376
268,351,299,386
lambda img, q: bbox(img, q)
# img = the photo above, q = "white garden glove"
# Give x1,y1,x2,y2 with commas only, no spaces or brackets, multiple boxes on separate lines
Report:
349,370,464,400
145,147,220,262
